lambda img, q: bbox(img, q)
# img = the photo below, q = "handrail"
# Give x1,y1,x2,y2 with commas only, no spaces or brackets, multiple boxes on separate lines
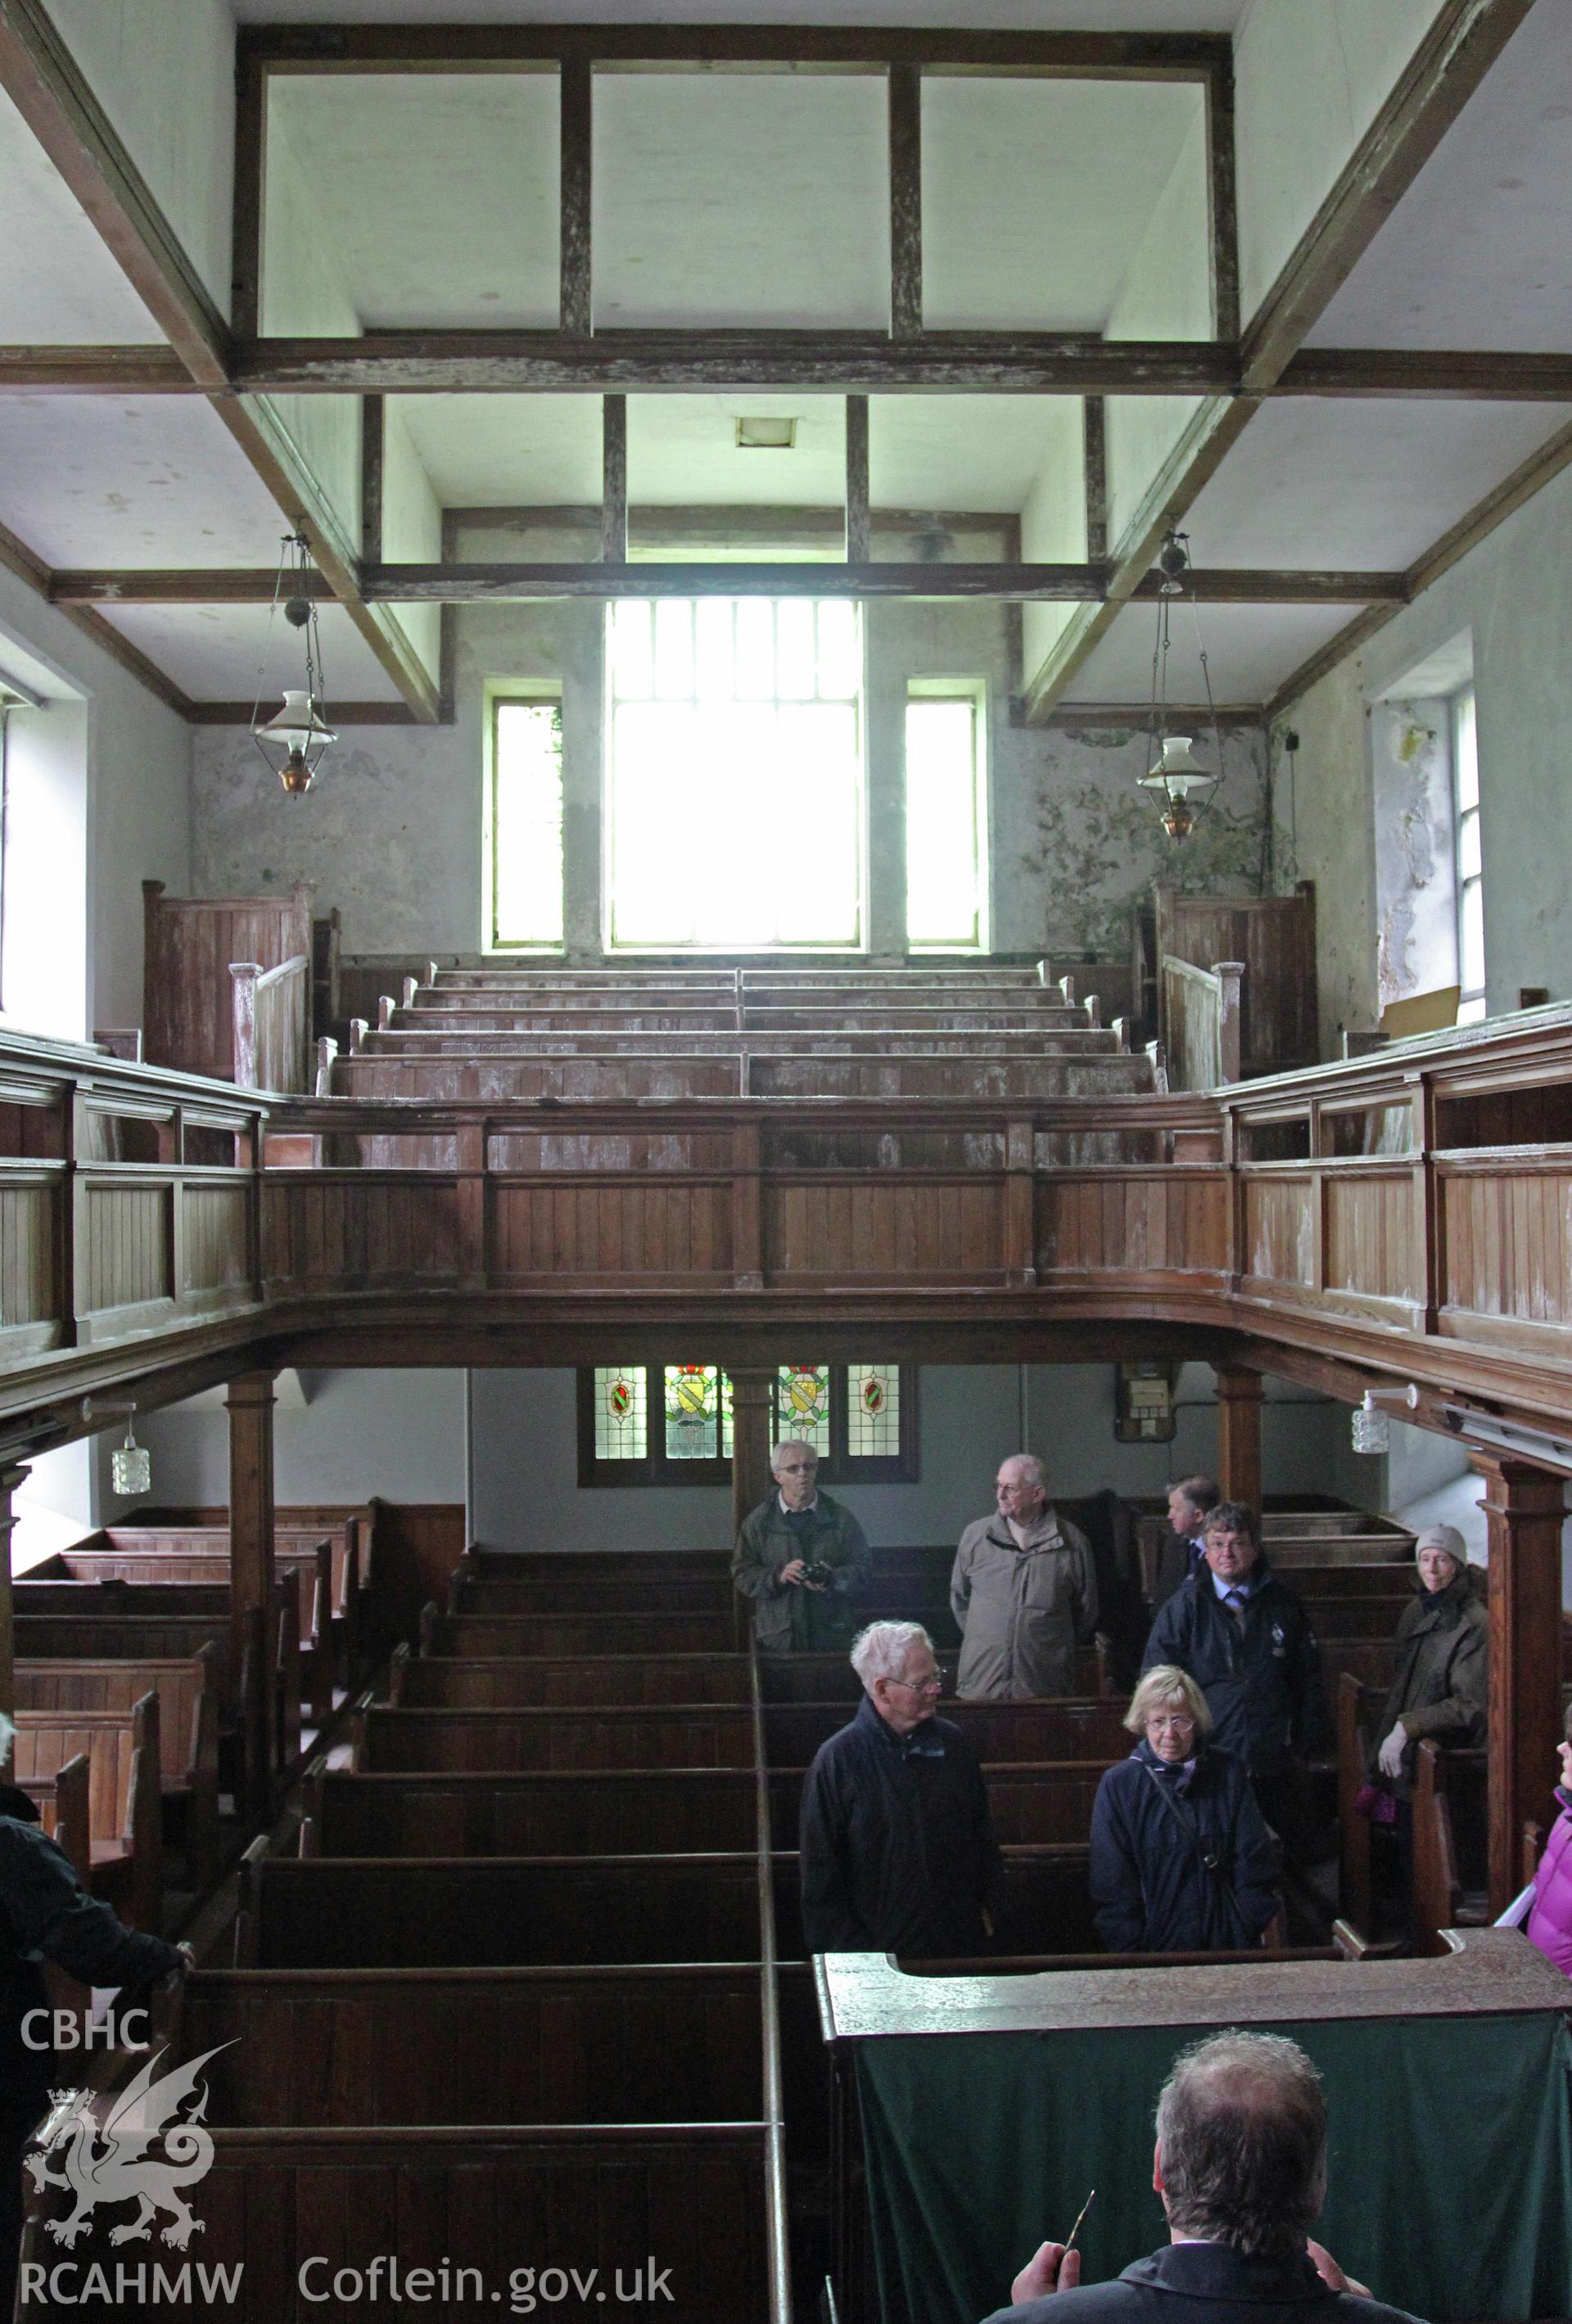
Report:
750,1652,795,2324
1161,952,1244,1089
232,954,311,1095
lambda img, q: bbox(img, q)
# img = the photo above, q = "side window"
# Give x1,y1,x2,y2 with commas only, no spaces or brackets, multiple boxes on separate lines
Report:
906,690,987,950
488,696,564,951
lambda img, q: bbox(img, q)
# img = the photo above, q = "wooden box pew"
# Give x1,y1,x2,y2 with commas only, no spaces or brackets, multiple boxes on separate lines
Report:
766,1760,1113,1849
47,1530,358,1725
1261,1510,1415,1565
755,1644,1108,1705
354,1702,759,1775
27,2123,770,2323
463,1547,731,1580
420,1606,739,1657
305,1763,761,1859
238,1852,787,1969
181,1965,765,2126
1284,1562,1425,1603
1410,1740,1489,1957
449,1571,736,1619
394,1641,753,1709
763,1697,1132,1766
13,1749,91,1887
11,1579,297,1803
11,1698,162,1929
14,1651,219,1890
1296,1596,1413,1642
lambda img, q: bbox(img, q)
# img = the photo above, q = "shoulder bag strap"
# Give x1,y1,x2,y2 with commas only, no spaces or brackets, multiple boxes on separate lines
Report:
1143,1766,1255,1943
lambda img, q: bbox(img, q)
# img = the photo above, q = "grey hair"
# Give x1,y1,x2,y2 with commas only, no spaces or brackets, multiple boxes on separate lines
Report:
0,1710,13,1768
1124,1665,1213,1738
770,1438,820,1472
1155,2032,1327,2258
998,1452,1047,1490
851,1621,933,1687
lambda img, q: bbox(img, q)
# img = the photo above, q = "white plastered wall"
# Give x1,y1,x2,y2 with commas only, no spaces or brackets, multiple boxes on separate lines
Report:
1019,401,1091,697
382,403,444,690
40,0,235,315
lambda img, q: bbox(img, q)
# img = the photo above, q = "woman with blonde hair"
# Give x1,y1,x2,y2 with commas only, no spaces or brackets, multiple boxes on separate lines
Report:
1089,1665,1281,1952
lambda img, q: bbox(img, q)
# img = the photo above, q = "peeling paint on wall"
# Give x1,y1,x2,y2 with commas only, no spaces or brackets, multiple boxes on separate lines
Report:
1372,697,1456,1010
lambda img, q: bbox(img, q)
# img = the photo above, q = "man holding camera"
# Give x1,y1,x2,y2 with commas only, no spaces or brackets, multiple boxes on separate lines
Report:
732,1437,872,1652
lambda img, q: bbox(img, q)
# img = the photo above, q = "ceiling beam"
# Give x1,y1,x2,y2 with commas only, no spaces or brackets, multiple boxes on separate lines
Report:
0,346,196,392
1277,347,1572,401
558,54,593,337
49,570,337,607
356,560,1407,606
1019,0,1542,724
446,503,1019,548
227,332,1237,397
0,518,196,717
0,0,227,387
241,25,1227,75
187,699,418,726
1266,410,1572,721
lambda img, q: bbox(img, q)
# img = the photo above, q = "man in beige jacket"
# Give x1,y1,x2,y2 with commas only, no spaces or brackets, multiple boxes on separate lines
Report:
951,1454,1099,1699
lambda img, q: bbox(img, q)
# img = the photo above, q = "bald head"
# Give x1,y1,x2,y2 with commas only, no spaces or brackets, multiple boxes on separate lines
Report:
1154,2032,1327,2258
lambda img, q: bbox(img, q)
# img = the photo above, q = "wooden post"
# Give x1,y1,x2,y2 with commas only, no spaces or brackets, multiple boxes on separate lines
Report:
1472,1453,1565,1915
1215,961,1245,1084
0,1463,30,1726
227,1372,277,1820
731,1122,764,1291
1004,1118,1037,1290
844,394,870,563
1215,1363,1263,1510
888,61,922,340
730,1368,775,1544
230,962,261,1087
602,394,628,564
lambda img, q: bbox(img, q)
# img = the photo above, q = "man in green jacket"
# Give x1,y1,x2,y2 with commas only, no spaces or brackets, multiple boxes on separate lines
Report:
732,1438,871,1651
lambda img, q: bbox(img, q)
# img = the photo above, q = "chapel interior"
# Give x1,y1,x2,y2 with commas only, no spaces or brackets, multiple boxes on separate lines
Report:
2,0,1572,2317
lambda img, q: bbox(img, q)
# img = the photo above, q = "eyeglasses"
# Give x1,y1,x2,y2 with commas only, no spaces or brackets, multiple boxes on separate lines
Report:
888,1673,945,1696
1148,1714,1196,1733
775,1461,818,1474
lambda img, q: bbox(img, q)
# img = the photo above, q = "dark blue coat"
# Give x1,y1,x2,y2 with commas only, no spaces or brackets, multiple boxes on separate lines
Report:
799,1695,1008,1956
1141,1562,1326,1779
1089,1740,1281,1953
981,2240,1430,2324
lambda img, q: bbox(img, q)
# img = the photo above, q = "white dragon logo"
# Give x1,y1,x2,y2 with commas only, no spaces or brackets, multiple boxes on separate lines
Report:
25,2044,234,2251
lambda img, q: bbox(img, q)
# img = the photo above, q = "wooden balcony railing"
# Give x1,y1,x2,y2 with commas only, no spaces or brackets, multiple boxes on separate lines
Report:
1,1007,1570,1431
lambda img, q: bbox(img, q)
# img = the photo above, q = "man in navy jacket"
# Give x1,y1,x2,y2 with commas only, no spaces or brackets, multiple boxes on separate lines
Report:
799,1621,1007,1956
981,2030,1429,2324
1141,1503,1326,1835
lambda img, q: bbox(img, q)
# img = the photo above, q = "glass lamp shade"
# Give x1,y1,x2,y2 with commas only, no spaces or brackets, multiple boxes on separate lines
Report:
254,690,337,795
1139,735,1214,792
111,1439,151,1495
1351,1395,1390,1456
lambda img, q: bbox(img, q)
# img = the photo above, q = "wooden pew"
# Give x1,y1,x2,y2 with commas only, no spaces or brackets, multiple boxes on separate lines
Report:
240,1851,785,1968
1336,1671,1374,1940
14,1650,219,1888
754,1645,1109,1702
450,1571,736,1618
182,1965,764,2124
307,1763,761,1858
1411,1739,1489,1956
11,1698,162,1929
392,1644,754,1708
422,1607,739,1657
355,1703,759,1773
763,1698,1131,1766
28,2123,770,2322
13,1749,91,1887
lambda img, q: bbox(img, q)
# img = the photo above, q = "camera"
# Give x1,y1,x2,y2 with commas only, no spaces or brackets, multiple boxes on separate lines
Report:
801,1560,836,1589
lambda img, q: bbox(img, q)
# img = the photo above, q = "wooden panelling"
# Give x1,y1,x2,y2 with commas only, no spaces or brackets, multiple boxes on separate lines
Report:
1155,885,1317,1073
310,1768,759,1857
182,1181,252,1296
85,1182,169,1311
0,1170,59,1329
184,1967,763,2125
143,883,311,1082
1440,1159,1572,1330
357,1704,758,1774
1243,1174,1317,1288
427,1612,740,1659
491,1179,733,1280
766,1178,1003,1281
398,1654,753,1708
1036,1172,1229,1277
1322,1171,1421,1307
264,1176,463,1286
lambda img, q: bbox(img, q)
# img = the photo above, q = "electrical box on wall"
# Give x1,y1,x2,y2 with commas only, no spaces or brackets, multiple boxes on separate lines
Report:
1114,1359,1181,1443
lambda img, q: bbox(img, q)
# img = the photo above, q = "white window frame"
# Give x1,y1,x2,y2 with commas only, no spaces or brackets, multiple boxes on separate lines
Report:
483,685,566,955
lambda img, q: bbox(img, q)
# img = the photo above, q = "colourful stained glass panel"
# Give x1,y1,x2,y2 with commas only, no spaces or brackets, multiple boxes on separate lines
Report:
664,1363,722,1460
594,1364,647,1460
775,1364,831,1455
847,1364,899,1458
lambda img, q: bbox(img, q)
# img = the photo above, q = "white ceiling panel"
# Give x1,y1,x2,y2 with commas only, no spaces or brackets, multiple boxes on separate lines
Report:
395,395,604,504
1063,601,1356,706
594,75,889,328
235,1,1247,25
870,396,1077,512
0,89,164,343
96,602,404,703
922,78,1203,330
1183,399,1572,572
627,395,846,505
1308,6,1572,353
269,75,560,328
0,397,298,567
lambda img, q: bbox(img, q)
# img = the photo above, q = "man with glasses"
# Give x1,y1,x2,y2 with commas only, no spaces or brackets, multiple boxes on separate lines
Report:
798,1621,1008,1955
952,1453,1099,1700
732,1436,871,1653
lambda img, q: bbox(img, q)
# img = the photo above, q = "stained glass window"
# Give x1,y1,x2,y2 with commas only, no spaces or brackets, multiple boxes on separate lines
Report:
775,1364,831,1455
593,1363,648,1460
490,698,564,949
607,599,865,949
580,1363,914,1485
846,1364,900,1459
